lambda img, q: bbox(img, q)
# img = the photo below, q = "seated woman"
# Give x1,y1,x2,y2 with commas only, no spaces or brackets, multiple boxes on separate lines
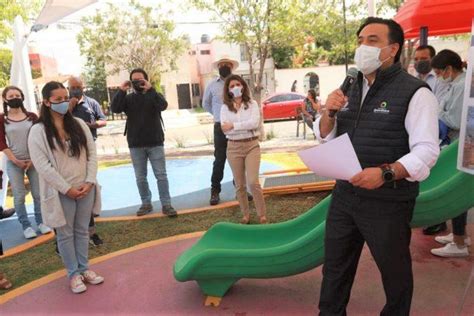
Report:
220,75,267,224
300,89,320,130
430,49,470,258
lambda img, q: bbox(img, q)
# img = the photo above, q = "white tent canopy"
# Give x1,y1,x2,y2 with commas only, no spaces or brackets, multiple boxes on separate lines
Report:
33,0,97,29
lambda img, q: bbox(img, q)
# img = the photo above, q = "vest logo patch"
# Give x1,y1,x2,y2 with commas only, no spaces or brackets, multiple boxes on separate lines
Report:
374,101,390,114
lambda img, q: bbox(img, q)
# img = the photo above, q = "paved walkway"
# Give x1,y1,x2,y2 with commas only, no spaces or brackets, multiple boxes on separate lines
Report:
1,228,473,315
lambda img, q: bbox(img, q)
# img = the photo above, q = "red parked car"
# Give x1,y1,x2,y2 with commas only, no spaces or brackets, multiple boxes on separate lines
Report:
262,92,306,121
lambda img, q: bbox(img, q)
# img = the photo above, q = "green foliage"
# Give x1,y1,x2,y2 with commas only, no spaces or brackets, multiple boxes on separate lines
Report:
272,46,296,69
78,1,188,88
0,0,44,44
82,61,108,104
0,48,12,87
191,0,311,102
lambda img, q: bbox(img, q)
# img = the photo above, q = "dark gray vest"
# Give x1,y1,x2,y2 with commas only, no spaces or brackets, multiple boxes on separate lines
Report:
336,62,429,201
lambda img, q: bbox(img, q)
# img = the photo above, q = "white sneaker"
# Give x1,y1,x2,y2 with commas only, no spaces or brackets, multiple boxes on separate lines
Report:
70,275,87,294
38,223,52,235
434,233,471,246
81,270,104,285
431,242,470,258
23,227,37,239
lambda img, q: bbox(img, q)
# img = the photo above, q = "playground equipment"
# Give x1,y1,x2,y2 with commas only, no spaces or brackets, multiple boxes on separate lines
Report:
174,141,474,306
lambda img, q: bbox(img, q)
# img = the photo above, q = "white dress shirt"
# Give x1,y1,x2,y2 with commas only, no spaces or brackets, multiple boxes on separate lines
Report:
417,70,449,103
220,100,261,140
314,77,440,182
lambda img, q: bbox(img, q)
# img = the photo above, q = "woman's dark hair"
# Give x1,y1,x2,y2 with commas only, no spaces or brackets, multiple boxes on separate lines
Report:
2,85,30,124
431,49,464,71
307,89,317,101
40,81,88,159
129,68,149,81
223,74,252,113
357,17,404,63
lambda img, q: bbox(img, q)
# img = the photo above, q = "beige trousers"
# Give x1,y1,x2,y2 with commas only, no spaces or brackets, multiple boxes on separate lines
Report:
226,139,266,217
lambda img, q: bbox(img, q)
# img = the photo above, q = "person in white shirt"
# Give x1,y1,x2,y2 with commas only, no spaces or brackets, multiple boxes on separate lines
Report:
413,45,450,236
316,17,439,315
429,49,470,258
414,45,449,102
220,75,267,224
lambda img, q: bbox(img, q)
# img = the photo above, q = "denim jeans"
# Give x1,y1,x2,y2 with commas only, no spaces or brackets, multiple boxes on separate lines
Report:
129,145,171,207
6,160,42,230
56,190,95,278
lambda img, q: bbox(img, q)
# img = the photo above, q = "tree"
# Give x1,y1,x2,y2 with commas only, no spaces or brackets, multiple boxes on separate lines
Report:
191,0,312,103
0,0,43,87
78,0,188,95
0,49,12,87
272,46,296,69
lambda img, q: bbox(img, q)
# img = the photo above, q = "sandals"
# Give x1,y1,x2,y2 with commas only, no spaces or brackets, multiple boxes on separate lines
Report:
240,215,268,225
240,216,250,225
0,273,12,290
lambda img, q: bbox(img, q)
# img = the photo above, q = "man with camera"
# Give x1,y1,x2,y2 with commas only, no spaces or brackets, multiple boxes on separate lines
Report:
111,68,177,218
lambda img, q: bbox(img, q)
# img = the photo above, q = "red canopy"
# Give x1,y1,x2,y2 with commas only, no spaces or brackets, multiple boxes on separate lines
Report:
394,0,474,39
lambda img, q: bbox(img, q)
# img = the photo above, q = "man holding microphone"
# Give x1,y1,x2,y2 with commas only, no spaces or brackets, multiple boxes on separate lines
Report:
316,17,439,315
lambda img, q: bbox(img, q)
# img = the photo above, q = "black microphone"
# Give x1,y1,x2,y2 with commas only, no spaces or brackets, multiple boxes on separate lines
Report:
329,67,359,118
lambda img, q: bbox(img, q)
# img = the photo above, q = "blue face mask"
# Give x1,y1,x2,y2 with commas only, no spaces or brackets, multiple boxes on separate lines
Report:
230,86,243,98
50,101,69,115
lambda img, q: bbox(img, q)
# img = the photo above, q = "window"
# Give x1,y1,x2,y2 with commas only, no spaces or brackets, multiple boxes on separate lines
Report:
289,94,305,100
192,83,200,97
190,50,196,55
240,44,248,62
200,50,210,55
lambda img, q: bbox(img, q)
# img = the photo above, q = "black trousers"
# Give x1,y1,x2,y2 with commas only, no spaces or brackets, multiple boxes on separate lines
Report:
319,186,415,316
452,211,468,236
211,122,228,193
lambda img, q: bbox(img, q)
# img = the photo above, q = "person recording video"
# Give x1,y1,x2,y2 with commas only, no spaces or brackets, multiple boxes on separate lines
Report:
111,68,177,218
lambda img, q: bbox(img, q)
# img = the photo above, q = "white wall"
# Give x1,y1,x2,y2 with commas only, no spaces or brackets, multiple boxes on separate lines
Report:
275,65,352,102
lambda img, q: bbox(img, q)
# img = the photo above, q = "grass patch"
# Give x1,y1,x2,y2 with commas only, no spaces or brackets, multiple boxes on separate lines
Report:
98,159,131,169
192,107,206,113
0,191,329,292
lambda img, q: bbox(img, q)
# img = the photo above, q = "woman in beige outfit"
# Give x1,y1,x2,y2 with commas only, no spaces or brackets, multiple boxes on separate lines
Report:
28,81,103,294
220,75,267,224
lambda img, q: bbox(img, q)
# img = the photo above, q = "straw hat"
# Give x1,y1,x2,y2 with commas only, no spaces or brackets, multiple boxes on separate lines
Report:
211,55,239,70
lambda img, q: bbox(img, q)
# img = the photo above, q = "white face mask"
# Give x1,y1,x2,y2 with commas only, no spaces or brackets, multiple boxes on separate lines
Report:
230,86,243,98
354,44,391,75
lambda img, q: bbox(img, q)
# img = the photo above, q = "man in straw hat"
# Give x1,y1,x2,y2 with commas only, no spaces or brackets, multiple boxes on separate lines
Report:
203,55,241,205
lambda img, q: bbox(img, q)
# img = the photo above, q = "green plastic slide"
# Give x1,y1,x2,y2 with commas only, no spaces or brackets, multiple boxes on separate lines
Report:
174,141,474,298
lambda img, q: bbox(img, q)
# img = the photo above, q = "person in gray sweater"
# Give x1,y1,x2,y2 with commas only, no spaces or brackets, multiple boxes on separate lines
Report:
28,81,104,294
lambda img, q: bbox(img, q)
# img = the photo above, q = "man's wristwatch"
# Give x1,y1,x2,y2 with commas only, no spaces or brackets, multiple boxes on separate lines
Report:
380,164,395,183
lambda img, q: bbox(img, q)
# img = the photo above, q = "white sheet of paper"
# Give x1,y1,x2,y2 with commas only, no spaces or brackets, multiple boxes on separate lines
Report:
298,133,362,180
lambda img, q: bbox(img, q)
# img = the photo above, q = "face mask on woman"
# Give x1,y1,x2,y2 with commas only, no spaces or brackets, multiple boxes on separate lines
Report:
6,98,23,109
437,67,453,83
354,44,391,75
50,101,70,115
229,86,243,98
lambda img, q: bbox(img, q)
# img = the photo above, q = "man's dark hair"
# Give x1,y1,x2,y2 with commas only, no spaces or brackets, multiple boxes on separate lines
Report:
357,17,404,63
416,45,436,58
130,68,149,81
431,49,463,71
